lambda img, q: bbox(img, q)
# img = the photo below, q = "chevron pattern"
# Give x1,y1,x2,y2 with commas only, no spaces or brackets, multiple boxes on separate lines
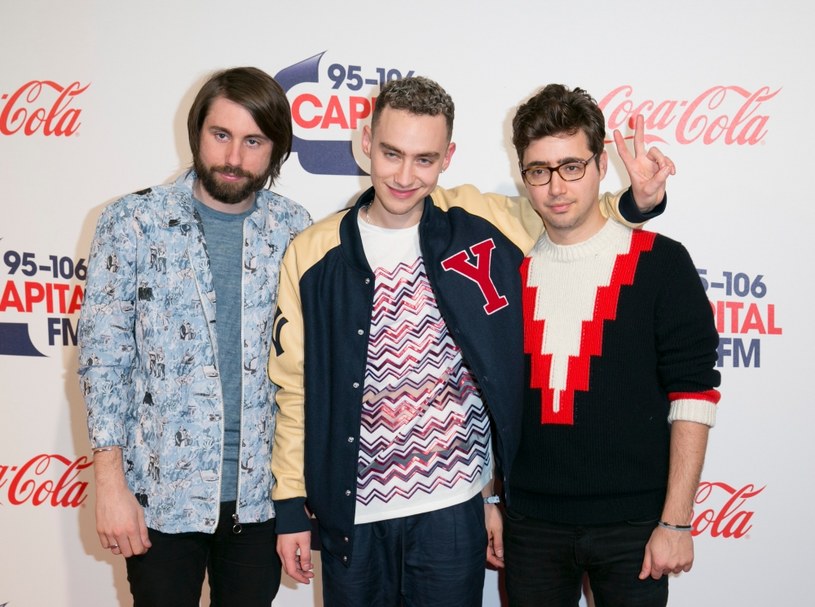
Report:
522,227,656,425
356,259,491,517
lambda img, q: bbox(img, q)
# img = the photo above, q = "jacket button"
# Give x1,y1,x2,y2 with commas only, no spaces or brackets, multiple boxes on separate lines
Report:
365,278,371,285
345,489,351,496
342,555,348,563
347,436,354,443
352,382,360,389
357,329,364,336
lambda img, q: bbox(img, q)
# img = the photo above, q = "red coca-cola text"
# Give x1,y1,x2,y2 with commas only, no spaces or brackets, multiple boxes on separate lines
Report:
0,453,92,508
692,481,765,538
0,80,90,136
599,85,780,146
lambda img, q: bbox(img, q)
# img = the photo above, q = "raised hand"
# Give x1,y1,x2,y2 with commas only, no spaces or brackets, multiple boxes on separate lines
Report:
613,114,676,212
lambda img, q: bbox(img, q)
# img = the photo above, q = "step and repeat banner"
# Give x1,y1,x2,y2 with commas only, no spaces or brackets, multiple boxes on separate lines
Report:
1,1,810,605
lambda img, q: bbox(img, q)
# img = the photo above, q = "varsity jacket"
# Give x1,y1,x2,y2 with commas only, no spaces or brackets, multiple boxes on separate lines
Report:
269,184,652,565
78,170,311,534
511,220,721,525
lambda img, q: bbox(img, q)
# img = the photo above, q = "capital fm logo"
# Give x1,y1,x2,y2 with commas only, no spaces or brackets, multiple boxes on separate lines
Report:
693,268,783,368
275,51,415,176
599,85,780,146
0,237,85,357
0,79,89,136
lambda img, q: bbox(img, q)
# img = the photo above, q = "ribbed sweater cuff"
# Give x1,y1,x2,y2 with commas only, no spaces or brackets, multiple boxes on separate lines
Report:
668,396,718,427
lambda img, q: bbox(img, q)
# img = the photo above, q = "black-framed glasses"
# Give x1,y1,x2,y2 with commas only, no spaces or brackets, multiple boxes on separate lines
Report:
520,153,597,187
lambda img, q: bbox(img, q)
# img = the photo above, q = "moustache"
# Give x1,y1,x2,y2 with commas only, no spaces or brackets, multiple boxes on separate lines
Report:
213,165,255,179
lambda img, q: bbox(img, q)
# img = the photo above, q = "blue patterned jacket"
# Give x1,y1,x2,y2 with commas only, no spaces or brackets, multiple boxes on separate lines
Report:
78,171,311,533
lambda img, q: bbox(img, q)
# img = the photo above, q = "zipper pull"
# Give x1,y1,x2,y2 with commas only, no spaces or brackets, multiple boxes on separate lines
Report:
232,512,243,534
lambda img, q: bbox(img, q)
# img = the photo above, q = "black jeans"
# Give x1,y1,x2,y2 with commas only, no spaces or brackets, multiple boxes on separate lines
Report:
125,501,281,607
503,508,668,607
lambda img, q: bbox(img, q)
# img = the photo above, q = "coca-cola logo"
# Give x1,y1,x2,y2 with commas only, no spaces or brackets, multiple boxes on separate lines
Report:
0,80,89,136
599,85,780,146
0,453,92,508
692,481,765,538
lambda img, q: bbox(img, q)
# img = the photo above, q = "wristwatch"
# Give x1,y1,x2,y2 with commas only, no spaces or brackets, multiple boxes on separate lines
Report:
483,494,501,505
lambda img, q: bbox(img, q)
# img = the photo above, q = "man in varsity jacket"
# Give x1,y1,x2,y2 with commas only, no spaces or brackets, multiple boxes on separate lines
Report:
502,84,721,607
268,77,674,607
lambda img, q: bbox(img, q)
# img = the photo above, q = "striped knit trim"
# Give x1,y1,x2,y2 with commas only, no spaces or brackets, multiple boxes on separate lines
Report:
669,389,721,404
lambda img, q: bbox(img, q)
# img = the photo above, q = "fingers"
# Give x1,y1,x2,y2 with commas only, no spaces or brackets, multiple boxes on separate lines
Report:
95,484,152,557
483,502,504,568
279,550,304,582
137,509,153,551
283,553,314,583
617,115,676,177
100,532,129,556
487,534,504,569
118,535,137,558
278,533,314,584
296,546,315,581
100,532,146,557
491,531,504,564
638,551,652,580
124,528,148,557
639,530,694,580
613,128,633,165
647,147,676,177
633,114,646,156
486,538,505,569
99,532,120,554
98,519,151,557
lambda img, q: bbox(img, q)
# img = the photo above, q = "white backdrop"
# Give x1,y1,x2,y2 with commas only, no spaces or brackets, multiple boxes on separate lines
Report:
1,1,811,605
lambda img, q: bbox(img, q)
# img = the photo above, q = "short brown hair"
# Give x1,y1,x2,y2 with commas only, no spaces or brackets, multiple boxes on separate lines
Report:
372,76,455,141
512,84,605,167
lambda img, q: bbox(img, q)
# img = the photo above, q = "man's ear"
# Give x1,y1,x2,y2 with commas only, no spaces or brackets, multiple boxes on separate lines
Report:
442,141,457,172
362,125,373,159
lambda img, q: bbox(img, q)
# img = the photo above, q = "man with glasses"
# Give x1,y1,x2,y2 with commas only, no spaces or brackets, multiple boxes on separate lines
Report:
268,76,675,607
501,84,721,606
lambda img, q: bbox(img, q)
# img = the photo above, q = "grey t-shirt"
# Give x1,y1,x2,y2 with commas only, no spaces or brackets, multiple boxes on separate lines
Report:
194,199,254,503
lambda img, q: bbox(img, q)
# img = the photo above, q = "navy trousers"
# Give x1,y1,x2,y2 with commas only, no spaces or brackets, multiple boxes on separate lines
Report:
321,492,487,607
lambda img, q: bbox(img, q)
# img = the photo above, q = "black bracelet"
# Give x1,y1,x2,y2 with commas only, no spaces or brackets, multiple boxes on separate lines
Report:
657,520,692,532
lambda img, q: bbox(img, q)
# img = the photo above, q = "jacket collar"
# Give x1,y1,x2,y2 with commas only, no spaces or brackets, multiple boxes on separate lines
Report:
158,169,269,229
340,187,435,272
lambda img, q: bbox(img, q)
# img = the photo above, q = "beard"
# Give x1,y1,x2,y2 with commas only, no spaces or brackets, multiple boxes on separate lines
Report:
193,158,269,205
